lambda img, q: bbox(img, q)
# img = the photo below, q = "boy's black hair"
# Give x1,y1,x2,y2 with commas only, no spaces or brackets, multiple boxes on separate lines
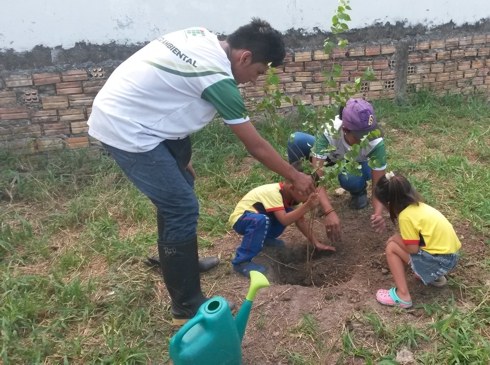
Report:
374,173,423,223
227,18,285,67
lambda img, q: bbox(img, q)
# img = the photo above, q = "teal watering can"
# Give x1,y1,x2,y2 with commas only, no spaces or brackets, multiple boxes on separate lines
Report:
169,270,270,365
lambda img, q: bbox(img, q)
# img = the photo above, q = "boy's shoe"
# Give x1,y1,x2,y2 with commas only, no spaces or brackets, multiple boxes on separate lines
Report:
430,276,448,287
349,191,368,210
263,237,285,248
233,261,267,278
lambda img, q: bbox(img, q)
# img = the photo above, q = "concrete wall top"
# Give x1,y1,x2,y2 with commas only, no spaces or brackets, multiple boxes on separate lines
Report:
2,0,490,52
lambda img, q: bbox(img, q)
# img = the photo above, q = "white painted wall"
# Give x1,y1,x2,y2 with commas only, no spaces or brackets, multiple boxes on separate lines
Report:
1,0,489,51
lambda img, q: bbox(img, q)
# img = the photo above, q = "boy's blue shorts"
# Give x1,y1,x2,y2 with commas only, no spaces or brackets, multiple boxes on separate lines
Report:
410,249,459,285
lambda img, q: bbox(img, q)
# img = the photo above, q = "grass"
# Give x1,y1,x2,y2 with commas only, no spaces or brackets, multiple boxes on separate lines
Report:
374,91,490,233
338,301,490,364
0,91,489,364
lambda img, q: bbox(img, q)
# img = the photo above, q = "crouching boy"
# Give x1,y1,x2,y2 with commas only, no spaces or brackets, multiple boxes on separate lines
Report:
229,181,335,277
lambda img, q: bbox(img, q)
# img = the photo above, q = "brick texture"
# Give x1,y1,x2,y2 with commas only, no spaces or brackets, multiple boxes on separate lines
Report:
1,31,489,154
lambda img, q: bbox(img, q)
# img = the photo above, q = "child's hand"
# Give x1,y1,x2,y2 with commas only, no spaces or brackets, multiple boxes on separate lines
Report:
324,212,341,242
312,238,336,252
305,192,320,209
370,214,386,233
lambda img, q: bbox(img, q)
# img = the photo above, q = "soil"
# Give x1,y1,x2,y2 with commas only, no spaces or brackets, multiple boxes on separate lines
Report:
178,191,489,364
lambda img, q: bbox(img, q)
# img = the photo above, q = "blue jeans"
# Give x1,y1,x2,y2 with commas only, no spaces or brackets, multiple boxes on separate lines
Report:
102,141,198,242
287,131,371,194
232,211,286,265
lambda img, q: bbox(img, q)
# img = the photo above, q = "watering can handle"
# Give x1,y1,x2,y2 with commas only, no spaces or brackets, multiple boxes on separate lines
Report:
170,312,204,353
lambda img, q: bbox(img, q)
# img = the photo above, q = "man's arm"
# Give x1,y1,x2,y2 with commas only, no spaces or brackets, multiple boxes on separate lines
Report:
229,122,314,196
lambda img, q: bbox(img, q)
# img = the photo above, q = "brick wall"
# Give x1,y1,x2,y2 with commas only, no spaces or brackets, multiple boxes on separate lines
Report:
1,33,489,153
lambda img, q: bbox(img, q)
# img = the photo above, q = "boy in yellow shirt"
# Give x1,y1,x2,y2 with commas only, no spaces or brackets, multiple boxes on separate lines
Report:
229,182,336,277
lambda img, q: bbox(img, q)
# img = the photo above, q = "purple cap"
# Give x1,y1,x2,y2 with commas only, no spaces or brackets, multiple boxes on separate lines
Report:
341,98,377,132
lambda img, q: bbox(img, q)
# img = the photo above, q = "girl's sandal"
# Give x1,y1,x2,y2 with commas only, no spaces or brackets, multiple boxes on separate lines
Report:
376,287,413,309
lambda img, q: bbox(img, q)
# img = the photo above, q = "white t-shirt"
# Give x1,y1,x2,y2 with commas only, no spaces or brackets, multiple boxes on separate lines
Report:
88,27,249,152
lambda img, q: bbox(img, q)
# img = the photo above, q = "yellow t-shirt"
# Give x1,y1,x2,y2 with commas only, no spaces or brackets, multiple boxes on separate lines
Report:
399,202,461,255
228,183,289,227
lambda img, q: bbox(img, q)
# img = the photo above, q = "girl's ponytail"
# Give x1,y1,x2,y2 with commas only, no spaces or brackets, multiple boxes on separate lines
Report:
374,172,422,223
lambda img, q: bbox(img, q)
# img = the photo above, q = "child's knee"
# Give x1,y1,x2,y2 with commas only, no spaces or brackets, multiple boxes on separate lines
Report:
385,240,397,254
385,239,403,255
386,234,402,245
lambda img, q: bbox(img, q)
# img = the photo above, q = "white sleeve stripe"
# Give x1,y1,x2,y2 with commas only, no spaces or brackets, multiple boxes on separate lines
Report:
223,116,250,124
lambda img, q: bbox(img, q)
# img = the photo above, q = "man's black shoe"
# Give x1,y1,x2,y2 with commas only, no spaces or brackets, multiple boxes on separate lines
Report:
146,255,220,273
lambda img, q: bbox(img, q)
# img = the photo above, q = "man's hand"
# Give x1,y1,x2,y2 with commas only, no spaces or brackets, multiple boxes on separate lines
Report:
186,162,196,179
291,171,315,196
324,211,341,242
370,214,386,233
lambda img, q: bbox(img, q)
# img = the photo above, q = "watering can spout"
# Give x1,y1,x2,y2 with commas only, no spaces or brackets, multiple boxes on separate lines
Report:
235,270,270,340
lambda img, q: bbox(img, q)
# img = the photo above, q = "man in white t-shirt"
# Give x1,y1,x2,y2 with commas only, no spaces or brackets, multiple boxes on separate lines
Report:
87,18,315,325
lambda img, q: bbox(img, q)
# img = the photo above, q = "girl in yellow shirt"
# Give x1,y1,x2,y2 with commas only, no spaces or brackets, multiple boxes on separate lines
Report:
374,172,461,308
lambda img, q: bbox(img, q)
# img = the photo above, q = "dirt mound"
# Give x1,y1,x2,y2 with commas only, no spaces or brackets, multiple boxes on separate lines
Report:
191,192,487,364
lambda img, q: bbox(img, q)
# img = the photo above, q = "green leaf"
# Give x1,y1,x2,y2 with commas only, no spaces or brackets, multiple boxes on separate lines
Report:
338,39,349,48
324,40,335,55
363,67,376,81
339,13,351,21
332,64,343,75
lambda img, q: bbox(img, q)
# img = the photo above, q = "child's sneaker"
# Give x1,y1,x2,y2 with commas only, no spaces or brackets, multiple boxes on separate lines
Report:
430,276,448,287
349,190,368,210
233,261,267,277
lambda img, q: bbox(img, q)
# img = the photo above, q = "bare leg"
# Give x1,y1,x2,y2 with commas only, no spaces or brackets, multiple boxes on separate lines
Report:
385,234,411,302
